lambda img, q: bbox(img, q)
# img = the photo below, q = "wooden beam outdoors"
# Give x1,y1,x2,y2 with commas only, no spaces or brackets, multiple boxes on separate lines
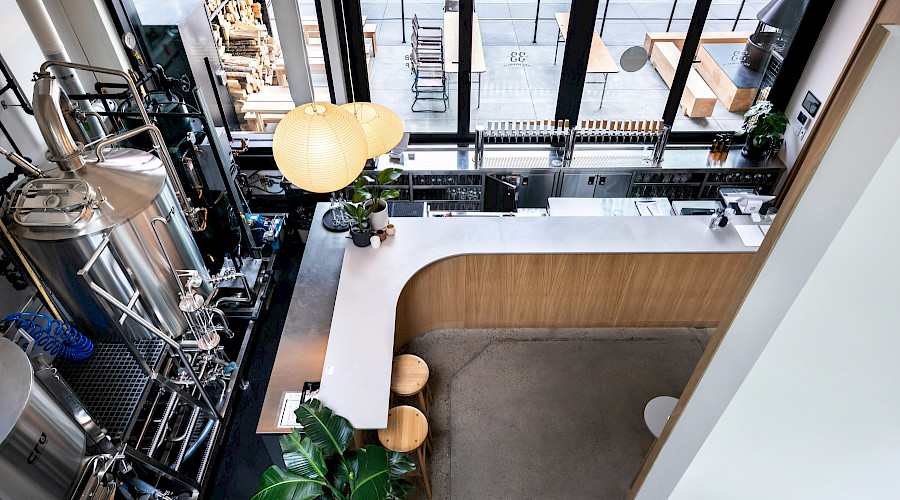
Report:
651,42,717,117
626,1,900,498
643,31,753,57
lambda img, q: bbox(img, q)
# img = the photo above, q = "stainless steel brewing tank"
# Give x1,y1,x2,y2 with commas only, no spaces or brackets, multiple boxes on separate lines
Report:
0,338,86,500
6,147,210,342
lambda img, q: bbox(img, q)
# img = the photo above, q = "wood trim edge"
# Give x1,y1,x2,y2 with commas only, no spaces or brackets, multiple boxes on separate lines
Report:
626,6,898,499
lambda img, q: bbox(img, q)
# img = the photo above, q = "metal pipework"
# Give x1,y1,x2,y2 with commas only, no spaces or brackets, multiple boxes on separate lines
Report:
562,127,577,168
32,76,85,171
39,61,197,225
95,126,196,227
0,147,44,177
474,125,485,169
172,406,201,470
148,391,178,457
87,281,222,420
152,215,228,347
75,228,221,419
651,124,671,166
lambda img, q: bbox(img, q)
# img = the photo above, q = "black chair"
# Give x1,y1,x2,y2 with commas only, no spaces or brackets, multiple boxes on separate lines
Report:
410,48,448,112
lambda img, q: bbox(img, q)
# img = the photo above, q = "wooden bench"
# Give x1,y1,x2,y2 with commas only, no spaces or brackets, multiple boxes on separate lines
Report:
651,42,717,117
301,16,375,56
643,31,753,57
364,24,377,56
303,35,372,73
695,43,760,112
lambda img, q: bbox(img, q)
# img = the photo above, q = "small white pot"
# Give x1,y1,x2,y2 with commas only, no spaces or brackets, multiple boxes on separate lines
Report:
366,199,389,231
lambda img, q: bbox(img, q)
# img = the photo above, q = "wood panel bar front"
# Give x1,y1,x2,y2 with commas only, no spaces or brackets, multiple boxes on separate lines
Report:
395,252,754,349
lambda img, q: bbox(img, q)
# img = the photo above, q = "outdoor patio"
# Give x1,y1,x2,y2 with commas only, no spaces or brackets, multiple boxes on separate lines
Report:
295,0,778,133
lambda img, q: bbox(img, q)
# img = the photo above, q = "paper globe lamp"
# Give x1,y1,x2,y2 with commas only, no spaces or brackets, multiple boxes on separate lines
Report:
341,102,405,158
272,102,368,193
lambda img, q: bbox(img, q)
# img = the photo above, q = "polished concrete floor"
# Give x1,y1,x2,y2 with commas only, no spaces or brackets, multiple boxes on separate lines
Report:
395,327,712,500
295,0,775,133
205,235,712,500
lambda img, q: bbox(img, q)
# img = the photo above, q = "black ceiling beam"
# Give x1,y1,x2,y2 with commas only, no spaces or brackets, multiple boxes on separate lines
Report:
661,0,712,125
337,0,370,102
458,0,474,137
554,0,601,125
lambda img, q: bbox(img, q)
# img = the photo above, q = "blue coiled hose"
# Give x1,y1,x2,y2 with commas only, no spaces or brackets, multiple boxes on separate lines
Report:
4,312,93,360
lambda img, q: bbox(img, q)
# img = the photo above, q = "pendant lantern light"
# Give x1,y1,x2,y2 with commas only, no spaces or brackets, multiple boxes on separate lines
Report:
340,102,405,158
272,102,368,193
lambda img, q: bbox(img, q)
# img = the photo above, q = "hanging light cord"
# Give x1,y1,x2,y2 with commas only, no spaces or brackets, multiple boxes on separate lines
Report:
341,0,358,116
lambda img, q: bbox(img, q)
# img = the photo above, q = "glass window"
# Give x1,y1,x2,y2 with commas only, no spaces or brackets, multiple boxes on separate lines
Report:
636,0,808,132
367,2,458,133
677,0,809,132
576,3,669,128
296,0,334,102
468,0,571,129
210,0,332,133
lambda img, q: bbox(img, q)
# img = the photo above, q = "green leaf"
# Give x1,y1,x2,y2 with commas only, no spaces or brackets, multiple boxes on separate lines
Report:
349,446,391,500
376,168,403,185
295,399,355,458
352,188,372,203
334,450,359,492
280,432,329,481
341,202,373,230
387,451,415,479
252,467,325,500
380,189,400,201
388,479,415,499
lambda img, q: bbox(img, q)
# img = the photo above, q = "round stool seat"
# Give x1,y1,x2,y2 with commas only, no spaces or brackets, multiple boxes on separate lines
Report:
378,405,429,453
391,354,430,396
644,396,678,438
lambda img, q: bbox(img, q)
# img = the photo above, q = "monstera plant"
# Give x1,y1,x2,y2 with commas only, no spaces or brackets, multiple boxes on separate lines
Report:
253,399,416,500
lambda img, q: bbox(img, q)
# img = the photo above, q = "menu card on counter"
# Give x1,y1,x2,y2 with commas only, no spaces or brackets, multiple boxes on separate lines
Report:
277,381,321,428
734,225,766,247
635,200,664,216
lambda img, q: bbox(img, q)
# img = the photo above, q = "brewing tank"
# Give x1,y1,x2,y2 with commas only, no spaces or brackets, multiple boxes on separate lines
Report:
0,337,87,500
5,147,210,342
1,73,209,343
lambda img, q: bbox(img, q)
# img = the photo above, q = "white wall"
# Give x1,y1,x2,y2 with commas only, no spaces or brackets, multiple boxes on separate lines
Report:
669,113,900,500
0,0,127,175
635,25,900,500
781,0,879,167
0,0,52,172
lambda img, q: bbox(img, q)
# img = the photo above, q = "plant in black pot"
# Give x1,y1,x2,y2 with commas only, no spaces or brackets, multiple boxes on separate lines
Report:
342,202,374,247
351,168,403,231
735,101,788,161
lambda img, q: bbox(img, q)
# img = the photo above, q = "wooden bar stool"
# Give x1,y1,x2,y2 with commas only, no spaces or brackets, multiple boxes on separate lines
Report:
378,405,432,499
391,354,433,415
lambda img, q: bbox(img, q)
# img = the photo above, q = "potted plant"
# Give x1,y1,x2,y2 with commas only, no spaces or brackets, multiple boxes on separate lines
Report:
351,168,403,231
734,101,788,161
342,202,373,247
253,399,416,500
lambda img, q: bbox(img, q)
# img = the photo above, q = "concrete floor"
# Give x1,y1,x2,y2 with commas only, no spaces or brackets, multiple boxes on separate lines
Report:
394,327,713,500
293,0,777,133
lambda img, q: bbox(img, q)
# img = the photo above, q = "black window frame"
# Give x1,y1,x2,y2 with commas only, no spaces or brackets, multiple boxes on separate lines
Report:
337,0,832,146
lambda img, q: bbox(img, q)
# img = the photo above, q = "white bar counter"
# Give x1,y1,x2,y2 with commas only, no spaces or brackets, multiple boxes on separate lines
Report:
547,197,674,216
317,213,758,429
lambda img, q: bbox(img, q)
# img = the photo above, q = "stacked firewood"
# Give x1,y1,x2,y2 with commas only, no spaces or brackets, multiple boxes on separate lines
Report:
206,0,283,114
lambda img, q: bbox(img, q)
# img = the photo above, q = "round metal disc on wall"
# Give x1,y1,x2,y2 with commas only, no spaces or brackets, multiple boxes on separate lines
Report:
620,46,649,72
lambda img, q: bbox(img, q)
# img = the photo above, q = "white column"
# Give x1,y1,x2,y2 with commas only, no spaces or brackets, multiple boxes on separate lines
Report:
318,0,348,104
271,0,315,105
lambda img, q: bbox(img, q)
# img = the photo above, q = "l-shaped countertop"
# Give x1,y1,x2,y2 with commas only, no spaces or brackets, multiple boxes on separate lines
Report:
257,203,760,433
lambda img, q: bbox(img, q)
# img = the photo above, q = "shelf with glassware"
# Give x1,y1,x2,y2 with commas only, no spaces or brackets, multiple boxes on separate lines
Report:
628,168,782,201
